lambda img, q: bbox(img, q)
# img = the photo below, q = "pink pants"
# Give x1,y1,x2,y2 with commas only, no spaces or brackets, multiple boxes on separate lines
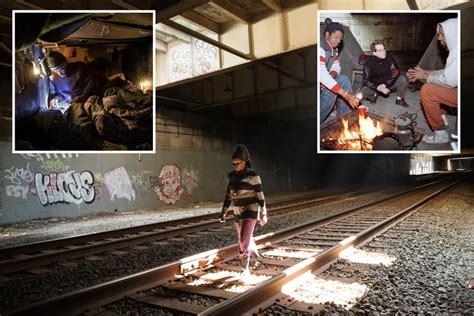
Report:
234,219,257,257
420,83,457,130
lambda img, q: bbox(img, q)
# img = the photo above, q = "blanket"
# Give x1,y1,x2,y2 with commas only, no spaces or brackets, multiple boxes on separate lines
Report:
83,86,152,145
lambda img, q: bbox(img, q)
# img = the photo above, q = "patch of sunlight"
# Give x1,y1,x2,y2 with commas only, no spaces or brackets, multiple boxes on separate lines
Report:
339,247,396,266
263,247,322,259
186,278,212,287
282,273,368,310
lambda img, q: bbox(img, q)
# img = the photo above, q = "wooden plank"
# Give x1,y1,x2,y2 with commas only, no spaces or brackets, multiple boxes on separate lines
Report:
285,239,335,247
109,250,129,256
181,11,220,34
58,261,78,268
85,255,104,261
26,267,51,275
263,0,283,12
135,296,207,314
209,0,250,24
130,245,149,250
161,19,252,60
165,283,237,299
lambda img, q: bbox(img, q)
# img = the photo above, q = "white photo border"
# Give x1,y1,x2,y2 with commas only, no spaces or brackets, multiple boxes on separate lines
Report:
316,9,461,154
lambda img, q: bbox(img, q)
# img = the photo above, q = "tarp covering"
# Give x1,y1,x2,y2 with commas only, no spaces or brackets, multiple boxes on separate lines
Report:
15,13,92,51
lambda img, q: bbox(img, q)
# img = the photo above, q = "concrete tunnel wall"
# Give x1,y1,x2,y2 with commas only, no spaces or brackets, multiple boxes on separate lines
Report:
0,103,412,225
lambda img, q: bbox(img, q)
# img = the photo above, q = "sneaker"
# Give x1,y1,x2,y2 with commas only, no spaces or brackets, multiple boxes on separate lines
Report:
250,254,263,270
366,92,378,103
422,130,449,144
240,268,250,278
395,98,410,107
441,114,449,127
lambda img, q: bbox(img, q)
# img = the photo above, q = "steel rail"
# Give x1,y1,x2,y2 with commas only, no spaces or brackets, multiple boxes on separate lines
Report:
0,187,375,274
9,175,459,316
201,176,466,315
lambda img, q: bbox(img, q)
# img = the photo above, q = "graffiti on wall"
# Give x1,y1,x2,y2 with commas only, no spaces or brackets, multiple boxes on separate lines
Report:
155,164,199,204
40,159,71,172
103,167,136,202
4,163,33,185
193,39,218,75
22,153,79,162
155,164,184,204
6,185,29,199
169,43,192,82
167,38,219,82
181,167,199,194
35,171,95,206
131,171,154,195
4,163,33,199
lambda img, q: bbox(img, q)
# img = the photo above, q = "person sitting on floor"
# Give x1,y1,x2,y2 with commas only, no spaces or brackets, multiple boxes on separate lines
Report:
361,40,410,107
319,21,359,124
407,18,458,144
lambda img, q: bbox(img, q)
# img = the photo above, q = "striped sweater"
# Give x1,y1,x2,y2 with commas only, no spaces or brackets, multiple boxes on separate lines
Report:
220,168,266,220
319,39,342,93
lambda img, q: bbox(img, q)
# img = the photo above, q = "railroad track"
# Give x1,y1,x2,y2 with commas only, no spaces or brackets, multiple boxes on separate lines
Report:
0,185,390,275
9,174,464,315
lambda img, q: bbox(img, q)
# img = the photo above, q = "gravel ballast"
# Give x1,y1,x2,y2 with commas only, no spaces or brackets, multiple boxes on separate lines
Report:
0,182,472,314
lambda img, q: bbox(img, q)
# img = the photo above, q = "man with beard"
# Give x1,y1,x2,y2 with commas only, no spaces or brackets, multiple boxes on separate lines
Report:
407,18,458,144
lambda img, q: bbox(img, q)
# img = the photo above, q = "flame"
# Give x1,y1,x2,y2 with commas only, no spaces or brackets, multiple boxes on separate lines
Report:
355,92,363,100
336,113,383,150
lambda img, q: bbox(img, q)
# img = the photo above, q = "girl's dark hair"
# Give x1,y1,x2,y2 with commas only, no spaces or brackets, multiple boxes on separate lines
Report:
232,144,253,169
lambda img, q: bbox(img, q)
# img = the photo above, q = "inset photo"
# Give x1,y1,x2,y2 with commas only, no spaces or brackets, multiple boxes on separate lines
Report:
13,11,155,152
317,11,460,153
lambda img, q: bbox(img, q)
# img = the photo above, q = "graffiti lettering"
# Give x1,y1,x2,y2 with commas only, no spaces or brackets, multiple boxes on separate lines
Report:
35,171,95,206
40,159,70,172
22,153,79,162
6,185,29,199
155,164,184,204
171,49,192,75
103,167,136,202
4,163,33,185
181,168,199,194
194,39,218,74
131,172,152,193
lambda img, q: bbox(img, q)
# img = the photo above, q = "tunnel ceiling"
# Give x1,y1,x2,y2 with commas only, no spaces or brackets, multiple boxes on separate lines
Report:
157,45,316,119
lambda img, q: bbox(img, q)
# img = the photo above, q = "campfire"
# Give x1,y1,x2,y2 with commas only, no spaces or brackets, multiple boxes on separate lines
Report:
321,109,424,151
336,113,384,150
322,93,383,151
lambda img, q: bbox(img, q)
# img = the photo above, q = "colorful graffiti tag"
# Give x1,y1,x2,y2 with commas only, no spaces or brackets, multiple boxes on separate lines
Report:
103,167,136,202
34,171,95,206
40,159,71,172
155,164,184,204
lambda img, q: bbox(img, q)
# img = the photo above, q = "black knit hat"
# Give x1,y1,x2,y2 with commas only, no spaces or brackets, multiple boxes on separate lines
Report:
324,22,345,36
47,51,67,70
232,144,252,168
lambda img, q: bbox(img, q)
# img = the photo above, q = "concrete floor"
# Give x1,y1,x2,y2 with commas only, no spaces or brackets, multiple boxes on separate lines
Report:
325,88,458,151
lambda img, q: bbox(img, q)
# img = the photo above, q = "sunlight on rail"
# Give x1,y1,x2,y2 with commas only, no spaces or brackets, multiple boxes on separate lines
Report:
339,247,396,266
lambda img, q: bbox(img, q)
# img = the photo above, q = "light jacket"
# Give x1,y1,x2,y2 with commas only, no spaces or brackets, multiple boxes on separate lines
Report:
427,18,458,88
